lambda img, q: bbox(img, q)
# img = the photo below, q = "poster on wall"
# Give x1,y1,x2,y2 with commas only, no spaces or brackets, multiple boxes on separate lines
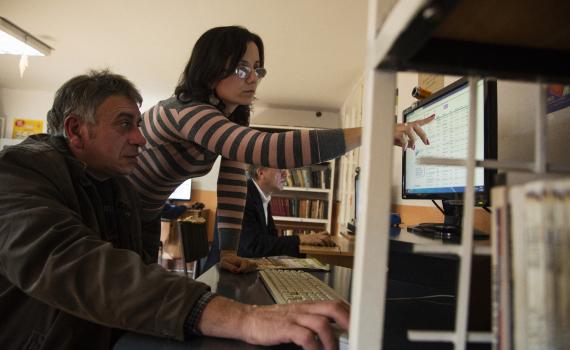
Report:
12,118,44,139
547,84,570,114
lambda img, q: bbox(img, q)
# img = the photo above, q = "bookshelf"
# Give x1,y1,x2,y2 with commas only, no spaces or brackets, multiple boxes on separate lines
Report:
250,124,337,235
337,79,363,234
351,0,570,349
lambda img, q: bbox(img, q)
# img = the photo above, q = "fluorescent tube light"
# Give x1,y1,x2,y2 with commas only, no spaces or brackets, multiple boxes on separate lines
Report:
0,17,52,56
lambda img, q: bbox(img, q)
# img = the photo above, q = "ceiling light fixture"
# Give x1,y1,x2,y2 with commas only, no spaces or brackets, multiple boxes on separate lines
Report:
0,17,52,56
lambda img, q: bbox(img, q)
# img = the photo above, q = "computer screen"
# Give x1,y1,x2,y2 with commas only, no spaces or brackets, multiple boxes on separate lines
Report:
169,179,192,201
401,78,497,236
402,78,497,205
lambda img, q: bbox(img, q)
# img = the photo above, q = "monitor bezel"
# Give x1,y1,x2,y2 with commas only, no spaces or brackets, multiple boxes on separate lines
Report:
401,77,497,206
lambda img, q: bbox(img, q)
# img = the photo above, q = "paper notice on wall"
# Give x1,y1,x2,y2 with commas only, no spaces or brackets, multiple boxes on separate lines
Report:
12,118,44,139
418,73,444,95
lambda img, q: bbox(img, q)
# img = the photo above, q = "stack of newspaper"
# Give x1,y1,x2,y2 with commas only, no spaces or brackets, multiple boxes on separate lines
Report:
491,178,570,350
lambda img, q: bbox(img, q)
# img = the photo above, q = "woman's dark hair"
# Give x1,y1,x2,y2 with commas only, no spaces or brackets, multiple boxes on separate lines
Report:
174,26,264,126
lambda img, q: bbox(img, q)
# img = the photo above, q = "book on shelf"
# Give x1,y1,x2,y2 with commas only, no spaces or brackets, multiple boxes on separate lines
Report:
279,228,325,236
490,185,513,350
494,178,570,350
284,166,331,189
271,197,328,219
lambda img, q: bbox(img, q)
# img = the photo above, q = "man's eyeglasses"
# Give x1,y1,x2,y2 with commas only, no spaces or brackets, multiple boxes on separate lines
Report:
234,66,267,80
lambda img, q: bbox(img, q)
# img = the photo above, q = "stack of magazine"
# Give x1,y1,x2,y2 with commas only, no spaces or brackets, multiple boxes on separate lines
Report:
491,178,570,350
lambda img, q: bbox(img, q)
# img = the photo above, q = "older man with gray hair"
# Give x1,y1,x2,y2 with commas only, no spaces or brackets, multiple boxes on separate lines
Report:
236,164,336,258
0,70,348,350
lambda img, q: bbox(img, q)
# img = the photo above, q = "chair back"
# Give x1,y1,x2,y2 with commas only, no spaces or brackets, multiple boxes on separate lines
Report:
178,221,209,263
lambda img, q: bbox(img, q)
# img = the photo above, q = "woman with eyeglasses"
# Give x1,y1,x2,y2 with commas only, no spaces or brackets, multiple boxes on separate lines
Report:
129,25,432,273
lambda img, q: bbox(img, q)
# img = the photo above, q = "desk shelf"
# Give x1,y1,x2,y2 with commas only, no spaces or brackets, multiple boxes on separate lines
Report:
408,330,493,344
374,0,570,84
413,244,491,257
391,228,491,256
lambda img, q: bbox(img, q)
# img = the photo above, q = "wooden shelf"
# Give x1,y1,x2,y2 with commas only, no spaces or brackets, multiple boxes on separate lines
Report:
408,330,493,344
390,227,491,256
273,216,329,224
413,244,491,256
374,0,570,83
282,186,330,193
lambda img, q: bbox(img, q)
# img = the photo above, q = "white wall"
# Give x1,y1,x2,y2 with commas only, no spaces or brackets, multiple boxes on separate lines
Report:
0,87,52,137
139,93,165,114
498,80,570,185
251,106,340,129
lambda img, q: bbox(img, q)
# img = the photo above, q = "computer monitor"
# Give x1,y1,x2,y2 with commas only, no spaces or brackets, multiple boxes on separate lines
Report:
169,179,192,201
402,77,497,238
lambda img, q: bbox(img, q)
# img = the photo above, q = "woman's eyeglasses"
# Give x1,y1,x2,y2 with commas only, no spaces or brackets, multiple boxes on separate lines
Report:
234,66,267,80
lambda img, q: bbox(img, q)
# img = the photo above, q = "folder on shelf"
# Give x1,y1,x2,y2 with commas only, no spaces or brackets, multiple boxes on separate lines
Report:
503,179,570,349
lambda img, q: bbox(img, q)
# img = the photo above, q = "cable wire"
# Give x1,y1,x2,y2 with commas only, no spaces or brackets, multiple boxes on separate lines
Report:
432,200,444,214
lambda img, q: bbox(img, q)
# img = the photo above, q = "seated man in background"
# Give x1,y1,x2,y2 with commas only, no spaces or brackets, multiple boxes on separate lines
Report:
238,165,336,258
204,165,336,269
0,70,348,350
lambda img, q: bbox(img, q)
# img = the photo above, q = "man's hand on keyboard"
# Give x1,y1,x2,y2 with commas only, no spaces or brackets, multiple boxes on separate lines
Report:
241,300,349,350
220,251,257,274
299,232,336,247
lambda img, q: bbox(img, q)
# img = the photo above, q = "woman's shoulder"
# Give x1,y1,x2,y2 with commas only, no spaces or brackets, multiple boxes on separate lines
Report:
159,96,214,111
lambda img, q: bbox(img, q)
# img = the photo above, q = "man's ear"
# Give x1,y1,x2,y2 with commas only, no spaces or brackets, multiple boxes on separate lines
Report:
63,114,85,149
256,167,265,179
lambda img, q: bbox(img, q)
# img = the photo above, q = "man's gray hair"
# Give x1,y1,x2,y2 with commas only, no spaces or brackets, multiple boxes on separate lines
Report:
248,164,265,180
46,69,142,135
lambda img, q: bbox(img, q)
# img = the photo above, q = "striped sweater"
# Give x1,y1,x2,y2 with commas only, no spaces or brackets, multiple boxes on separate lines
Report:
128,96,346,251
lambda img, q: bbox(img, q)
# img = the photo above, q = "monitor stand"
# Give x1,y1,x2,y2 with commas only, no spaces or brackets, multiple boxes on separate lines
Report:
407,200,489,241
